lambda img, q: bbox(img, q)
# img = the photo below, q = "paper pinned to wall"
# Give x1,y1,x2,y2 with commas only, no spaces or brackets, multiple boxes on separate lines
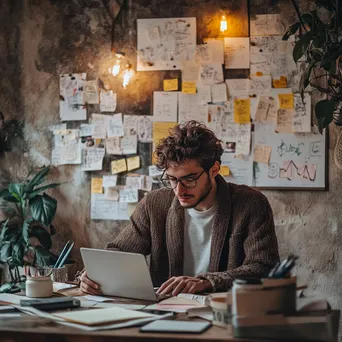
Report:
142,176,153,191
107,113,124,137
249,75,272,96
81,148,105,171
153,92,178,122
225,79,250,98
49,123,67,132
126,156,140,171
100,90,117,112
211,83,227,103
221,153,253,186
195,44,212,63
91,178,103,194
59,73,87,121
181,61,200,82
182,81,197,94
126,175,143,189
119,188,139,203
163,79,178,91
234,98,250,124
102,175,118,188
199,63,223,85
255,95,277,123
90,114,111,139
224,37,250,69
292,93,311,133
178,94,208,123
104,187,119,201
84,80,99,104
219,165,231,176
121,135,137,155
235,124,252,156
124,115,138,136
197,85,212,103
137,116,153,142
276,109,294,133
250,14,287,36
253,144,272,164
149,165,163,177
80,124,95,137
52,129,81,166
204,38,224,64
273,76,288,88
278,93,294,109
111,159,127,174
91,194,129,220
105,137,122,155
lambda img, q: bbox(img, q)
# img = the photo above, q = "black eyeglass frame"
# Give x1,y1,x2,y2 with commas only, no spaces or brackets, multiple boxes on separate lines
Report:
160,170,206,189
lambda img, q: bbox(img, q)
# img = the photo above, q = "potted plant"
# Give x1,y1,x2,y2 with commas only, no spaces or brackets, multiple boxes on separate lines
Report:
0,166,60,293
282,0,342,132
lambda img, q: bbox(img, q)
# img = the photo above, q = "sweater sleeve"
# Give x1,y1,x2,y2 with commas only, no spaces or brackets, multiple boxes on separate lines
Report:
105,195,151,255
197,194,279,292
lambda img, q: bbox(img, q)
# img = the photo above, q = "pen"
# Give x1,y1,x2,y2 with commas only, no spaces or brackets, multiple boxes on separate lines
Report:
56,241,75,268
53,240,70,268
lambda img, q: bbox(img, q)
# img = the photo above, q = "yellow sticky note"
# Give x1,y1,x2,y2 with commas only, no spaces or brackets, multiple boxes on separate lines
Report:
253,145,272,164
182,81,197,94
234,98,251,124
91,178,103,194
163,79,178,91
126,156,140,171
278,93,294,109
111,159,127,174
152,122,177,164
219,166,231,176
272,76,288,88
256,72,263,76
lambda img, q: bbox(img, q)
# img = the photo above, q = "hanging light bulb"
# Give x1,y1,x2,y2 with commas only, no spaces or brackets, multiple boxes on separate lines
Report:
122,63,132,89
220,15,228,33
108,52,125,76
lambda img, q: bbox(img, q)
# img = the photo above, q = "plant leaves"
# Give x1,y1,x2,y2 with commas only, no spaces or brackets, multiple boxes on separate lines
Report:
299,60,316,94
29,194,57,226
22,220,30,244
27,183,60,199
12,243,25,266
29,224,52,250
282,22,301,41
293,31,313,63
35,245,55,266
26,166,50,191
315,99,338,131
0,242,12,263
9,184,25,201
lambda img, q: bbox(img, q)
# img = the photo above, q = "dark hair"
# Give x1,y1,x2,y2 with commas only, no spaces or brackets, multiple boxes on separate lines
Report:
155,121,224,170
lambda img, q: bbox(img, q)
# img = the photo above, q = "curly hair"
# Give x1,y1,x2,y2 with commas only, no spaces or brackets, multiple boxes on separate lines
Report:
154,121,224,170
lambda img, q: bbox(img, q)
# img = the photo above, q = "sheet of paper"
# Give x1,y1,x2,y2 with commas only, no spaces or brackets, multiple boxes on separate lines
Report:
197,85,212,103
255,95,277,123
108,113,124,137
250,14,287,36
293,93,311,133
253,144,272,164
279,93,294,109
181,61,200,82
137,116,153,142
100,90,117,112
121,135,137,154
273,76,288,88
153,122,176,147
221,153,253,185
111,159,127,174
104,187,119,201
210,102,234,139
224,37,250,69
225,79,250,97
91,178,103,194
182,81,197,94
153,92,178,122
163,79,178,91
204,38,224,64
106,137,122,155
80,124,95,137
119,188,138,203
90,113,111,138
279,161,317,182
234,98,250,124
84,80,99,104
276,109,294,133
126,156,140,171
126,175,143,189
81,147,105,171
199,63,223,85
235,124,251,156
195,44,212,63
82,295,116,302
59,73,86,121
178,93,208,123
142,175,153,191
124,115,138,136
149,165,163,177
91,194,129,220
53,282,78,291
211,83,227,103
52,129,81,166
249,75,272,96
103,175,118,187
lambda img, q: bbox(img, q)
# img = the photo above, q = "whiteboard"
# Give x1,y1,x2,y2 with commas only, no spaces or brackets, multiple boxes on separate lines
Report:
253,124,326,189
137,17,196,71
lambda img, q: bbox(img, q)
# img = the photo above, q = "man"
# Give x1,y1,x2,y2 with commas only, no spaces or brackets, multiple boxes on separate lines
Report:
80,121,279,295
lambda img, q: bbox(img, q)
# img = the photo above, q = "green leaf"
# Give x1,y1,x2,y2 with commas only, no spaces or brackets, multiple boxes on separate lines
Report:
0,242,12,263
26,166,50,191
27,183,60,199
9,184,25,201
315,99,338,131
282,22,301,41
35,245,55,266
0,282,22,294
12,243,25,266
29,194,57,226
293,31,313,63
22,220,30,244
29,223,52,250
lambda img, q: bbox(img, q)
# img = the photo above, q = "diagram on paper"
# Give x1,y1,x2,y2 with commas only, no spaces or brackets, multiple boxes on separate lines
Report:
279,160,317,182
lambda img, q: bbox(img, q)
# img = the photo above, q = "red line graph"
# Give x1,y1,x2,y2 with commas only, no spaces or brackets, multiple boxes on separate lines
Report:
279,160,316,182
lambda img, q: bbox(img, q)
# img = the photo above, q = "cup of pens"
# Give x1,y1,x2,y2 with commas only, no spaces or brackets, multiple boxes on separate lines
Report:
50,240,75,282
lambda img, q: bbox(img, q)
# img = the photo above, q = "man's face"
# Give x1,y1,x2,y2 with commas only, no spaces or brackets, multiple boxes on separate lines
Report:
164,159,213,209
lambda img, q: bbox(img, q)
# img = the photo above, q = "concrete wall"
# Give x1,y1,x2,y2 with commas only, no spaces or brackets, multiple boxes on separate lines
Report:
0,0,341,333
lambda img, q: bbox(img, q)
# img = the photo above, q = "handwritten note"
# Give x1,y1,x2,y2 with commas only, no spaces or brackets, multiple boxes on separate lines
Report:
126,175,143,189
104,187,119,201
182,61,200,82
249,75,272,96
235,124,252,156
149,165,163,177
91,178,103,194
126,156,140,171
182,81,197,94
197,85,212,103
142,175,153,191
163,79,178,91
195,44,212,63
105,137,122,155
121,135,137,155
255,96,277,123
219,165,231,176
124,115,138,136
178,94,208,123
276,109,294,133
100,90,117,112
253,145,272,164
199,63,223,85
278,93,294,109
272,76,288,88
81,148,105,171
204,38,224,64
234,98,251,124
91,194,129,220
119,188,138,203
102,175,118,188
52,129,81,166
84,80,99,104
107,113,124,137
292,93,311,133
251,14,286,36
211,83,227,103
80,124,95,137
153,92,178,122
224,37,250,69
111,159,127,174
225,79,250,97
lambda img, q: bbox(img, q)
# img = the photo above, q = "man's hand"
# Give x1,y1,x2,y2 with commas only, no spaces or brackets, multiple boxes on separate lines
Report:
156,276,213,296
80,271,102,295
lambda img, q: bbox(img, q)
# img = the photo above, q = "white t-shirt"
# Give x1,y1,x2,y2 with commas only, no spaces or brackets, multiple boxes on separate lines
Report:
183,204,217,277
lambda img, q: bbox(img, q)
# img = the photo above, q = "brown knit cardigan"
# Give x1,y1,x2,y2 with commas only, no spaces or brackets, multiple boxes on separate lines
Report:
106,175,280,292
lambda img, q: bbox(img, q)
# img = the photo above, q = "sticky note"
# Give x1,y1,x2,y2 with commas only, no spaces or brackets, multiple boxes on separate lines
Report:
91,178,103,194
163,79,178,91
278,93,294,109
182,81,197,94
111,159,127,174
256,72,263,76
152,122,177,164
126,156,140,171
219,166,231,176
253,145,272,164
272,76,287,88
234,98,251,124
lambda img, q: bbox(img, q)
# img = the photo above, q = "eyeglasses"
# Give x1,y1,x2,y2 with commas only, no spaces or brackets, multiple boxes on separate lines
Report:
161,170,206,189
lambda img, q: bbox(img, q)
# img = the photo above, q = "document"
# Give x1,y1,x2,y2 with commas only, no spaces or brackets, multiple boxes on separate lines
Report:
197,84,212,103
199,63,223,85
211,83,227,103
100,90,117,112
102,175,118,187
255,96,277,123
142,175,153,191
253,144,272,164
91,178,103,194
273,76,288,88
104,187,119,201
91,194,129,220
153,92,178,122
80,124,95,137
292,93,311,133
49,123,67,132
149,165,163,177
181,61,200,82
225,79,250,97
81,147,105,171
84,80,99,104
107,113,124,137
235,124,251,156
52,129,81,166
111,159,127,174
152,122,176,146
182,81,197,94
59,73,86,121
124,115,138,136
126,175,143,189
250,14,286,36
90,113,111,138
121,135,137,154
234,98,250,124
178,93,208,123
119,188,138,203
204,38,224,64
137,116,153,142
105,137,122,155
126,156,140,171
276,109,294,133
221,153,253,186
249,75,272,96
279,93,294,109
163,79,178,91
224,37,250,69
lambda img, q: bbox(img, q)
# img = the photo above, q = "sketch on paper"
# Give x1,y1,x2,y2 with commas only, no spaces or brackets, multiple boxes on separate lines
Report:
279,160,317,182
292,93,311,133
268,162,279,179
250,14,287,36
137,116,153,142
199,63,224,85
137,18,196,71
224,37,250,69
277,140,304,157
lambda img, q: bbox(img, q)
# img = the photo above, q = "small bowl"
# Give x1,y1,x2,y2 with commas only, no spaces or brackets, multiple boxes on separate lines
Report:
209,292,232,328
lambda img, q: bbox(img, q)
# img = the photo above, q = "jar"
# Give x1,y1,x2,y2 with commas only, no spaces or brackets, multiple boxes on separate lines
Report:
25,275,53,298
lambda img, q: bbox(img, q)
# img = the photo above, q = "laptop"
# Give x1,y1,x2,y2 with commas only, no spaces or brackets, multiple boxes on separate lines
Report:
80,248,160,301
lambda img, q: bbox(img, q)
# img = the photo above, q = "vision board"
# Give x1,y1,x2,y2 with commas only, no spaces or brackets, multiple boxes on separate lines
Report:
137,17,196,71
